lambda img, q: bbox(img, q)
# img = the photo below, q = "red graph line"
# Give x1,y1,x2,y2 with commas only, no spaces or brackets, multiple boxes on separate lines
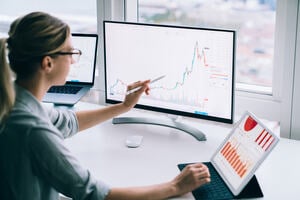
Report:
264,138,274,151
196,41,209,67
110,41,210,94
255,130,274,151
162,42,209,91
258,131,268,145
262,134,272,149
255,130,265,142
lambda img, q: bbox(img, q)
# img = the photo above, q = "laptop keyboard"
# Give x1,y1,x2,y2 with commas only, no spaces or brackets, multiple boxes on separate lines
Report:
47,86,82,94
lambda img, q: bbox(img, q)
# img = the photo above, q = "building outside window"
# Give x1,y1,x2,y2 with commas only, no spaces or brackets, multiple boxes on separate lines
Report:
0,0,97,37
138,0,277,94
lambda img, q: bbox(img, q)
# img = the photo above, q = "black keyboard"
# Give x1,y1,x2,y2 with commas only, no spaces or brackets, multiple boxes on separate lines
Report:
47,86,82,94
178,162,233,200
178,162,264,200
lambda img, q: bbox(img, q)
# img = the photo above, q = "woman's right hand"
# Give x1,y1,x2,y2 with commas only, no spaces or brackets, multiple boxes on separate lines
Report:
171,163,211,197
122,80,150,110
105,163,210,200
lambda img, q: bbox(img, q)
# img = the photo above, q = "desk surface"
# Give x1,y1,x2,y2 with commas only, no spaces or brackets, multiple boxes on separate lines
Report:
64,102,300,199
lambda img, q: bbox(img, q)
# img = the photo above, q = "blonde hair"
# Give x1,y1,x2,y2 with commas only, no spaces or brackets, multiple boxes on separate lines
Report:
0,38,15,122
0,12,70,123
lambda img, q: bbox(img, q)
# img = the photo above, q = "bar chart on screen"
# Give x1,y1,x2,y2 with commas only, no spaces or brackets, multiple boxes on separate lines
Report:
213,114,276,189
221,141,252,178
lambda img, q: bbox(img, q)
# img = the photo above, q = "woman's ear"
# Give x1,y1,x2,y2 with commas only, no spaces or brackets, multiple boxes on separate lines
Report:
41,56,53,73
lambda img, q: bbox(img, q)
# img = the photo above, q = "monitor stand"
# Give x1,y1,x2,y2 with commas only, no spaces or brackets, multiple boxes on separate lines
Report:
112,117,206,141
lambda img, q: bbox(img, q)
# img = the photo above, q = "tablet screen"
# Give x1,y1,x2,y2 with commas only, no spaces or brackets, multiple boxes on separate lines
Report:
212,111,279,195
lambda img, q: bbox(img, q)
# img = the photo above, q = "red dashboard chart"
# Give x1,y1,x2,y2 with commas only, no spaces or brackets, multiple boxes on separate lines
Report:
213,115,276,190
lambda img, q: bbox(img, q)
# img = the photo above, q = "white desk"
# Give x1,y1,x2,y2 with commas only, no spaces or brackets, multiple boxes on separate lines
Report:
64,102,300,199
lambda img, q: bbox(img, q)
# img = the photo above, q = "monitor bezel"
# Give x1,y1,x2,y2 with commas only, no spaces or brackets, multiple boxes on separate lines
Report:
103,20,236,124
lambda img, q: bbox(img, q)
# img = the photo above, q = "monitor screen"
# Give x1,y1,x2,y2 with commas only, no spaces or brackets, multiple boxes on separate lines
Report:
104,21,235,124
67,33,98,84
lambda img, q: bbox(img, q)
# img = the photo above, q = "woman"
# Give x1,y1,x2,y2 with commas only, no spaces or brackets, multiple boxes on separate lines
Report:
0,12,210,200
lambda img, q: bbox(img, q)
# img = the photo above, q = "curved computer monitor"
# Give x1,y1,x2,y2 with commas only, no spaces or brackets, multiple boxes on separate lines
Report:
103,21,236,141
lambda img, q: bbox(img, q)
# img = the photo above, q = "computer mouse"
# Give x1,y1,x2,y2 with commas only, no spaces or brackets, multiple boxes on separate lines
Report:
125,135,143,148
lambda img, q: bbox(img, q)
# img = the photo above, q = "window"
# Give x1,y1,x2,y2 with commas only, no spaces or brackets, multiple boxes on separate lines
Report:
138,0,276,93
0,0,97,37
99,0,299,139
122,0,282,119
0,0,100,102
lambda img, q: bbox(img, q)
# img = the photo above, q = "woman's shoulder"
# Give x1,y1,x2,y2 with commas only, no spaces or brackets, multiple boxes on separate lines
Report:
7,107,47,126
4,107,62,139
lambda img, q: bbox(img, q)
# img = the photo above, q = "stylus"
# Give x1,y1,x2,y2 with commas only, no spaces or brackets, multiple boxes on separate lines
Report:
126,75,166,95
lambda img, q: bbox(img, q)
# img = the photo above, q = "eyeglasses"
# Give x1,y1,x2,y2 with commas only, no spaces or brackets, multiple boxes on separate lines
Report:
50,48,82,63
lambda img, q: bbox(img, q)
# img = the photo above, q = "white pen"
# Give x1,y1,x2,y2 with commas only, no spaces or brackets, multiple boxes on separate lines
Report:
126,75,166,95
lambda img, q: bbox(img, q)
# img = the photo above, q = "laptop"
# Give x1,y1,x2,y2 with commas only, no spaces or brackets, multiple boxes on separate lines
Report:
178,111,279,200
43,33,98,106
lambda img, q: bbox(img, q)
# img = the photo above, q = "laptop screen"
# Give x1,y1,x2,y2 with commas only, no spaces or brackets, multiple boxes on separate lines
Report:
67,33,98,84
211,111,279,195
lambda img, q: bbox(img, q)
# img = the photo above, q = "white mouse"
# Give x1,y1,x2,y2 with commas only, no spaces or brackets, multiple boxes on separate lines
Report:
125,135,143,148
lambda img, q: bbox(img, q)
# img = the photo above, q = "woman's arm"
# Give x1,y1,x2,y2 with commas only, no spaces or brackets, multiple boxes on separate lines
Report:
105,163,211,200
76,80,150,132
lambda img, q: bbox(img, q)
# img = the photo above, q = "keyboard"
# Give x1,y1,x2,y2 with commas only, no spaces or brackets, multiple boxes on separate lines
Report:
47,86,82,94
178,162,233,200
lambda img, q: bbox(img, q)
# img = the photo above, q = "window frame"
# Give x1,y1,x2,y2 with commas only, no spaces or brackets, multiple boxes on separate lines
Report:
97,0,299,139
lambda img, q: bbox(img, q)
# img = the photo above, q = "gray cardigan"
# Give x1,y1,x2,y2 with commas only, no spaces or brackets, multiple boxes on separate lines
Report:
0,84,110,200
